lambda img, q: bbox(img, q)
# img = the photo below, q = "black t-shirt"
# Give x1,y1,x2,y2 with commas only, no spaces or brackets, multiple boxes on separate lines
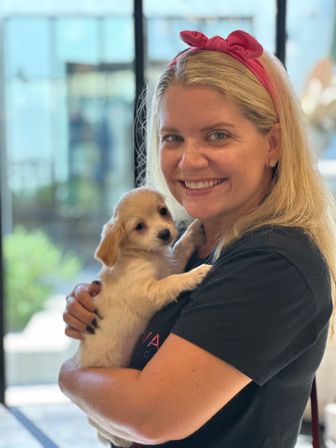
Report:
129,226,333,448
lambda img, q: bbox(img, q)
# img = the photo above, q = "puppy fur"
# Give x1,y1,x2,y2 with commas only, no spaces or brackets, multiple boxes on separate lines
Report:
75,187,211,447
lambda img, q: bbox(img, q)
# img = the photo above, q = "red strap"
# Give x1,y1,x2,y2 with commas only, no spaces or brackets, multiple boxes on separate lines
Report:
310,376,320,448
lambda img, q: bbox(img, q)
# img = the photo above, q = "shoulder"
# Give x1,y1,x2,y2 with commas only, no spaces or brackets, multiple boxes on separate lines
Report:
215,226,329,286
193,225,332,331
223,225,321,260
187,226,332,331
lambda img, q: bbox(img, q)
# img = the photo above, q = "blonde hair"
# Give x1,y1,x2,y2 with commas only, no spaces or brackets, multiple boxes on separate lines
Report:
144,48,336,330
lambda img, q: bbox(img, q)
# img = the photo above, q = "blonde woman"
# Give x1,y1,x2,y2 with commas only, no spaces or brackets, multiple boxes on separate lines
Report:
59,30,335,447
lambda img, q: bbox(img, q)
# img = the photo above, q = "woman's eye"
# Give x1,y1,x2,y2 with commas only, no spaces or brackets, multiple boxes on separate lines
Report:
161,134,182,143
209,131,228,141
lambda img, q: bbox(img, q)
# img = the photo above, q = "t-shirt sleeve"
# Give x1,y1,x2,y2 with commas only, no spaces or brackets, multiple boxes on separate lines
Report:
171,246,324,386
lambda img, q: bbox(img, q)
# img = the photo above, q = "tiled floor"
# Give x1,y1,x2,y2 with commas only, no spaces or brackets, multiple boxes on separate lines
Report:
13,402,102,448
1,384,330,448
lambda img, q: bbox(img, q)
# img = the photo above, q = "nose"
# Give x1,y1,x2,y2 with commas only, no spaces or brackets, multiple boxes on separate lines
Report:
177,143,209,170
157,228,171,244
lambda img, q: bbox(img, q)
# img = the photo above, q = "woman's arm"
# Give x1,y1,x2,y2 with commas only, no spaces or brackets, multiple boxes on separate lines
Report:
59,333,251,445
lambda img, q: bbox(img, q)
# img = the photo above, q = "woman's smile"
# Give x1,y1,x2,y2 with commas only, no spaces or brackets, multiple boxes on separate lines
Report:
179,178,226,192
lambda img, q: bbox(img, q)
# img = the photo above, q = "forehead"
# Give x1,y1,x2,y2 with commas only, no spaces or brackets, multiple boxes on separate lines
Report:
158,83,242,128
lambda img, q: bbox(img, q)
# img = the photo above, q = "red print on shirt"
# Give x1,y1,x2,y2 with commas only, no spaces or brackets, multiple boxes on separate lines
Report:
142,331,161,351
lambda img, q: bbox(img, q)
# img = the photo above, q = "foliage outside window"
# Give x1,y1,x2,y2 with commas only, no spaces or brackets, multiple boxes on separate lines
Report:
4,226,81,332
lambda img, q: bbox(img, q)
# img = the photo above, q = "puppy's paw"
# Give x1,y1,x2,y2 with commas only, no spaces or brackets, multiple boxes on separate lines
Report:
97,432,112,445
185,219,205,247
185,263,212,288
109,435,132,447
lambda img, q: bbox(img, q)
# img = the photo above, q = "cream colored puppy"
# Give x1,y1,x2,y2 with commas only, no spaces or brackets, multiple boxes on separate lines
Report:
75,187,211,447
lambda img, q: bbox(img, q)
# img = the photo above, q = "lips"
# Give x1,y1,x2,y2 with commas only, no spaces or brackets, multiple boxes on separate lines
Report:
181,179,225,190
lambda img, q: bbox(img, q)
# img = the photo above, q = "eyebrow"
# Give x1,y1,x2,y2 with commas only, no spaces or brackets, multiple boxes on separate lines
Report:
200,122,236,132
159,122,236,133
159,127,179,134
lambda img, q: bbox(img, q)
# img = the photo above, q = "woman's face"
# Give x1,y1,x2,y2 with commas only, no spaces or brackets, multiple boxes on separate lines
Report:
159,83,280,230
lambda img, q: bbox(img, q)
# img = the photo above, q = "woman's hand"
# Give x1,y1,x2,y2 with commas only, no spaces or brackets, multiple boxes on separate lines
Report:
64,281,102,340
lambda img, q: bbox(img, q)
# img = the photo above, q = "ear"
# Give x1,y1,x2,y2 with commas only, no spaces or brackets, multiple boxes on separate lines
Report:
95,221,125,267
266,123,281,168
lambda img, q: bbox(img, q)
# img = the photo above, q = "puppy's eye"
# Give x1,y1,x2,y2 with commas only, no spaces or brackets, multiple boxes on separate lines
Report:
135,222,145,231
159,207,169,216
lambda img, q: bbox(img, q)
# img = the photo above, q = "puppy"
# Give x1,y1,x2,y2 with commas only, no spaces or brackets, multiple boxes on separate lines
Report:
75,187,211,447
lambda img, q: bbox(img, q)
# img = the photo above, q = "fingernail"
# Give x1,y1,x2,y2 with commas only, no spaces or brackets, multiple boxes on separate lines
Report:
94,309,104,319
91,280,101,285
86,325,95,335
91,318,99,329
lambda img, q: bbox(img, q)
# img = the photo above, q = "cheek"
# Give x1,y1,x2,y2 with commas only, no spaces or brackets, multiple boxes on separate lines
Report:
240,161,270,192
230,155,268,190
159,149,165,170
159,150,174,181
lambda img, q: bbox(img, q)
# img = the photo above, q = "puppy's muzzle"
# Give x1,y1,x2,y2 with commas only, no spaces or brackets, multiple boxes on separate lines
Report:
157,229,173,245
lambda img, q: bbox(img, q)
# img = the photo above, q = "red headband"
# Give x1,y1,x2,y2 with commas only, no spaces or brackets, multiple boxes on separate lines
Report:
170,30,276,107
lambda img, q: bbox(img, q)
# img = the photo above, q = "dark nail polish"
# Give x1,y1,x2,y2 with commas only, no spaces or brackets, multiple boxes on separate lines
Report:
91,318,99,329
94,309,104,319
86,325,95,335
91,280,101,285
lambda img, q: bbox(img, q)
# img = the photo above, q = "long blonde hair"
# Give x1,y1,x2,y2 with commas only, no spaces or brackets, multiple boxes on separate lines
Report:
145,48,336,327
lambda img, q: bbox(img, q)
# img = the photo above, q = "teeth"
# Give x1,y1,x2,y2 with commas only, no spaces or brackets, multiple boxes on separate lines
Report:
184,179,223,190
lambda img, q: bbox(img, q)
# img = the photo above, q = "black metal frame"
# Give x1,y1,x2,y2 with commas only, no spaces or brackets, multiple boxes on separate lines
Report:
0,1,288,406
133,0,146,186
276,0,287,64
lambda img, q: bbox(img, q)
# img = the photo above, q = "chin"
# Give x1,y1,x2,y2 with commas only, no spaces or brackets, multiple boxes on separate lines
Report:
182,205,217,220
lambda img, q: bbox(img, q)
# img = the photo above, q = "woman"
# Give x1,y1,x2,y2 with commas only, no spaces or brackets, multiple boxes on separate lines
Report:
59,30,336,447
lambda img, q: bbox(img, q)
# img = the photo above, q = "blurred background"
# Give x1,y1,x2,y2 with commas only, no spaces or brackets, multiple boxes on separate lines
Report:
0,0,336,446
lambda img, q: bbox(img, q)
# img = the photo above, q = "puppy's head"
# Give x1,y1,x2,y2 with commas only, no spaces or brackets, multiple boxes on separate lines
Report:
95,188,177,267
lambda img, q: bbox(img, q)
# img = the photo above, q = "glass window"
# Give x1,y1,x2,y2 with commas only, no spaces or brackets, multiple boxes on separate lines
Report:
4,18,51,78
147,17,255,62
286,0,335,93
6,80,54,164
1,0,133,15
103,17,134,62
3,14,134,395
55,18,100,70
1,2,133,446
144,0,277,53
287,0,336,191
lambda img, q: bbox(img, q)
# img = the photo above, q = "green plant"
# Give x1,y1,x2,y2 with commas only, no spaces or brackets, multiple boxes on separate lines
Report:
4,226,81,332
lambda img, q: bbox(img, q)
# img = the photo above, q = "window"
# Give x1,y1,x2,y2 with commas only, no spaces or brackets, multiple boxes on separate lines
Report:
2,9,134,394
286,0,336,193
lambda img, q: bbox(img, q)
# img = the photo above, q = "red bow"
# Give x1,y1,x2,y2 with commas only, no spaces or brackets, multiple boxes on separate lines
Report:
179,30,263,61
169,29,276,112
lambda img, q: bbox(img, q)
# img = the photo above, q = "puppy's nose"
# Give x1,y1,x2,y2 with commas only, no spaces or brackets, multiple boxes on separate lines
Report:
157,229,171,243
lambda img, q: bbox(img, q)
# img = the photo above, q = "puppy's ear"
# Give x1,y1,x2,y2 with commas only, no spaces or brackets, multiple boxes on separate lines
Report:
95,221,125,267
